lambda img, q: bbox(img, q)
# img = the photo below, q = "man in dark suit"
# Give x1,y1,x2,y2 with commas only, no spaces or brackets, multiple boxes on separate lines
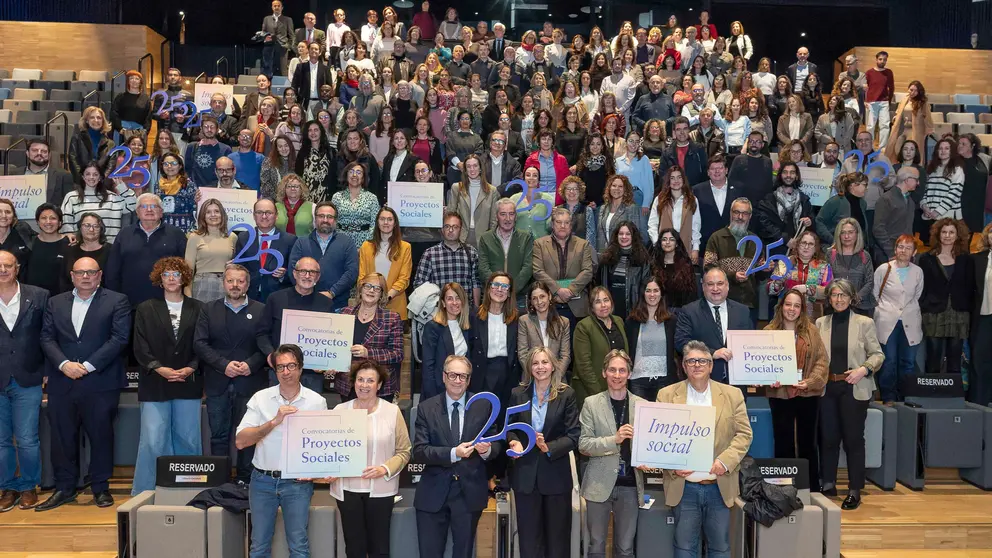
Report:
487,23,510,62
786,47,818,94
0,250,49,511
37,257,131,511
693,154,739,262
16,139,73,206
291,42,334,112
482,131,523,194
414,355,501,558
235,198,296,303
675,266,754,384
261,0,295,77
294,12,326,54
194,264,267,483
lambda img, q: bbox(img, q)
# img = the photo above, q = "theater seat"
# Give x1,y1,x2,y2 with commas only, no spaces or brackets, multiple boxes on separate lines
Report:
78,70,110,82
0,69,8,80
13,88,46,101
927,93,953,104
958,123,989,136
11,68,43,81
933,122,956,138
954,94,982,105
267,490,337,558
44,69,77,81
978,134,992,150
37,99,76,113
0,123,41,138
964,105,991,118
0,89,10,101
33,80,69,94
14,111,49,125
70,80,101,94
931,103,960,116
0,110,10,124
931,112,945,123
980,113,992,125
946,112,976,124
237,74,258,85
49,89,83,103
0,79,31,92
3,99,34,111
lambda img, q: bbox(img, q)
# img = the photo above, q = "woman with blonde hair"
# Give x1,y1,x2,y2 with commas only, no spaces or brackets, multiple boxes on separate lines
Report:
184,198,236,302
776,94,814,154
421,282,475,399
68,106,115,184
249,96,279,154
335,274,405,400
358,207,412,320
727,21,753,63
274,173,314,237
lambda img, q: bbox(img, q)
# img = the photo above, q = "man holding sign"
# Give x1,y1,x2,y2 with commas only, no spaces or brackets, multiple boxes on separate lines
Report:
656,341,752,558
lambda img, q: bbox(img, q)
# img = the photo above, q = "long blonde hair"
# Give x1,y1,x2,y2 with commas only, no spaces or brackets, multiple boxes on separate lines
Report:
519,347,568,402
433,282,470,329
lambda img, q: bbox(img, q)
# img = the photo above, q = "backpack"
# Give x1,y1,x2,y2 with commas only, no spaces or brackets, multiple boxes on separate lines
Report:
407,282,441,363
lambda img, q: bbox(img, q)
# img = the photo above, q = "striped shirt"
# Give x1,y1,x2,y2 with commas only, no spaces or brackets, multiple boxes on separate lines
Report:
922,165,965,218
60,186,138,244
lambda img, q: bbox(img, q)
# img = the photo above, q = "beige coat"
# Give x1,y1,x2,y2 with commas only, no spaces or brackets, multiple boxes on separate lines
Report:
885,97,935,164
814,312,885,401
578,390,646,503
447,182,499,245
517,313,572,376
532,235,595,317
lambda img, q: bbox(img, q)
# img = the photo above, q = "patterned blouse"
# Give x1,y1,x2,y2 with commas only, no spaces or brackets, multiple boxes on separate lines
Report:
159,180,199,233
769,257,833,317
331,188,380,247
302,150,332,203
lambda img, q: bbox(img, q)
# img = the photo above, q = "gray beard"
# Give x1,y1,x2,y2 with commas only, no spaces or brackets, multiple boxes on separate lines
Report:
729,222,749,238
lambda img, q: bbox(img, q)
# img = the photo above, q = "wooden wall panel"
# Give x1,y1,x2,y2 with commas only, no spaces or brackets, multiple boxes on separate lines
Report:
834,47,992,96
0,22,167,83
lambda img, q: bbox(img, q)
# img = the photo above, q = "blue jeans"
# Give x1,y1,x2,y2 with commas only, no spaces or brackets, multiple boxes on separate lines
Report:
673,482,730,558
879,321,920,402
132,399,203,495
0,379,42,492
249,470,314,558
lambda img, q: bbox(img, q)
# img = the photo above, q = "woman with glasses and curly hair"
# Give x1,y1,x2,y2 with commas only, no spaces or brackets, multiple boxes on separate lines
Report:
919,218,975,375
131,256,203,494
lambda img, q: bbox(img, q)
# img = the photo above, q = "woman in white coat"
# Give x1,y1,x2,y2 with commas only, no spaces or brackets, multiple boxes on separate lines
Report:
872,234,924,404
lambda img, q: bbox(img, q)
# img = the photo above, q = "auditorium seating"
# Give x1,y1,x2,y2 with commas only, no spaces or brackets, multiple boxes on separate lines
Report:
895,398,984,489
745,396,775,459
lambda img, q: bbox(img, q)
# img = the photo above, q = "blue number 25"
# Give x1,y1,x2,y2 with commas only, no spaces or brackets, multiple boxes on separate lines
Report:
466,391,537,457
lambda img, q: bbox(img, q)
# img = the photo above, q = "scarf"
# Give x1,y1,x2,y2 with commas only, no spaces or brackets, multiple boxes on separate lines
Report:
345,78,359,89
845,191,866,233
283,197,304,235
773,186,803,232
158,175,184,196
251,115,275,153
585,154,606,171
521,42,535,52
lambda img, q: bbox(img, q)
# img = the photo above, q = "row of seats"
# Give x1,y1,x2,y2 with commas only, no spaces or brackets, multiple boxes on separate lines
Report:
898,92,992,105
0,69,110,82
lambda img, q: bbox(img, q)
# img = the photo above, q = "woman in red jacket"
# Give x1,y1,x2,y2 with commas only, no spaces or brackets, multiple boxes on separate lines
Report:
524,129,571,204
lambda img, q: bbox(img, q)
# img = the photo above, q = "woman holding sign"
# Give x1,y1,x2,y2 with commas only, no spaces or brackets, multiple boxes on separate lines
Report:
815,279,884,510
184,199,236,302
764,288,829,492
768,230,833,318
329,359,412,558
336,273,405,401
507,347,580,558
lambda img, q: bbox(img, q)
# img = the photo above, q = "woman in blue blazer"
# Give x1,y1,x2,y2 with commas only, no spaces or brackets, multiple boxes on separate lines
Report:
421,282,475,400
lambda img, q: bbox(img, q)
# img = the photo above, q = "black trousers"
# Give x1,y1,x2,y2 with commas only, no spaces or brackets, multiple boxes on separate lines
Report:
769,396,821,492
338,491,395,558
819,381,869,490
514,490,572,558
969,315,992,406
629,375,678,402
48,389,119,494
473,356,511,482
416,481,482,558
205,386,254,483
925,336,964,374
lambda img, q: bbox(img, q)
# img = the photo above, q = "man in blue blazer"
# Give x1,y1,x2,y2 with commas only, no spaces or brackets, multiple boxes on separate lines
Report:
37,257,131,511
675,266,754,383
0,251,49,511
414,356,502,558
287,201,358,312
193,264,267,483
235,198,297,303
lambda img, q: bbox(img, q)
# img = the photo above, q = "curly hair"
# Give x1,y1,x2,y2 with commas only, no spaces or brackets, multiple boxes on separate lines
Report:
603,174,635,205
575,133,616,176
557,175,586,202
149,256,193,287
927,217,970,257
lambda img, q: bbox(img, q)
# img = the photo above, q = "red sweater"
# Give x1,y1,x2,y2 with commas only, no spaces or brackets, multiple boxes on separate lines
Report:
525,150,570,205
864,68,894,103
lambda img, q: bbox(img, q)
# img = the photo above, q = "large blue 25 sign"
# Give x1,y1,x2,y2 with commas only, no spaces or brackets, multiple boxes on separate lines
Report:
466,392,537,457
737,235,793,280
508,178,556,222
229,223,285,273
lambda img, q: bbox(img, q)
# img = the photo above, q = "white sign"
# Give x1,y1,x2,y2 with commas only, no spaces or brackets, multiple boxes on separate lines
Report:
800,167,836,207
632,402,716,472
726,330,801,386
280,309,355,372
193,83,235,114
197,187,257,227
0,174,46,220
281,410,368,479
387,181,445,228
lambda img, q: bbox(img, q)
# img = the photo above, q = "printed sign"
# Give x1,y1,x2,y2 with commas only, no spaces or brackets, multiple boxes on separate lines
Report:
0,174,46,220
197,187,257,227
726,330,801,386
631,402,715,471
193,83,236,114
387,181,444,228
280,309,355,372
799,166,836,207
280,410,368,479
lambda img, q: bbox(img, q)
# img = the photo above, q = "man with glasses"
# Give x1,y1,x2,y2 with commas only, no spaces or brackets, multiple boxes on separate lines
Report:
214,156,241,189
287,201,358,312
872,166,920,263
676,266,754,383
237,343,327,557
229,130,265,192
414,212,482,306
812,141,843,196
837,55,867,99
257,256,335,393
38,257,131,511
532,207,594,333
183,93,239,147
632,75,678,135
235,198,297,302
841,131,894,228
478,199,533,307
106,193,188,308
728,131,773,210
350,73,385,128
0,251,50,511
482,131,522,195
658,340,752,557
183,115,233,188
413,355,499,558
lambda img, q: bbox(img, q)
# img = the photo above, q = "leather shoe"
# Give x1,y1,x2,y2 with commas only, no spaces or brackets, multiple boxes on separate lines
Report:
93,490,114,508
35,490,77,512
841,490,861,510
0,490,19,512
18,489,38,510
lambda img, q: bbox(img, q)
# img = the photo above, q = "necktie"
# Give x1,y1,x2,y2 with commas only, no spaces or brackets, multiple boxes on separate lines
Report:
260,239,269,268
451,402,461,441
713,305,724,344
307,29,312,43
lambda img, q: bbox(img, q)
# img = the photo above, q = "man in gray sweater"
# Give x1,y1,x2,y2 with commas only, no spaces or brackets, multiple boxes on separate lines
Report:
872,166,920,263
349,73,385,127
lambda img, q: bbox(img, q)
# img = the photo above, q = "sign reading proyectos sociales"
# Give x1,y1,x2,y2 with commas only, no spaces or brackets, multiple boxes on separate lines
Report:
280,410,368,479
631,402,715,471
387,181,444,228
280,309,355,372
197,187,257,228
726,330,801,386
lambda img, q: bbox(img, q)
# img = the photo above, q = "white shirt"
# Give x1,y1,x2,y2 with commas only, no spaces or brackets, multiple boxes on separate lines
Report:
486,313,508,358
793,64,809,92
685,381,717,482
448,320,468,356
309,62,320,98
59,288,98,373
490,154,503,184
374,239,393,281
446,392,467,463
646,195,702,250
388,151,408,182
326,22,351,48
361,23,379,48
237,384,328,470
711,182,728,216
982,261,992,315
0,284,20,331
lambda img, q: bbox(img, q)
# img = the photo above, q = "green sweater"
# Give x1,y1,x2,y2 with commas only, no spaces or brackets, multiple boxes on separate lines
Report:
276,200,314,238
477,229,534,293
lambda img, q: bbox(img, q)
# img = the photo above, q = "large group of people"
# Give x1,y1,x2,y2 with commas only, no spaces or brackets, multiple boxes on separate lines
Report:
3,3,992,558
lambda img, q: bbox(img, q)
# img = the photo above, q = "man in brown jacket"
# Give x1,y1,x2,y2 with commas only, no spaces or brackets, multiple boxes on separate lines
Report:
532,207,595,333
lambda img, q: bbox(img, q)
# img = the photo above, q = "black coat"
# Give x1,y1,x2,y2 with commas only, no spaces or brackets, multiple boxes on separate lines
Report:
468,314,520,401
506,384,579,495
659,142,708,187
133,297,203,402
919,252,974,314
0,284,48,389
291,60,334,110
753,189,813,249
194,298,268,397
379,152,420,206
